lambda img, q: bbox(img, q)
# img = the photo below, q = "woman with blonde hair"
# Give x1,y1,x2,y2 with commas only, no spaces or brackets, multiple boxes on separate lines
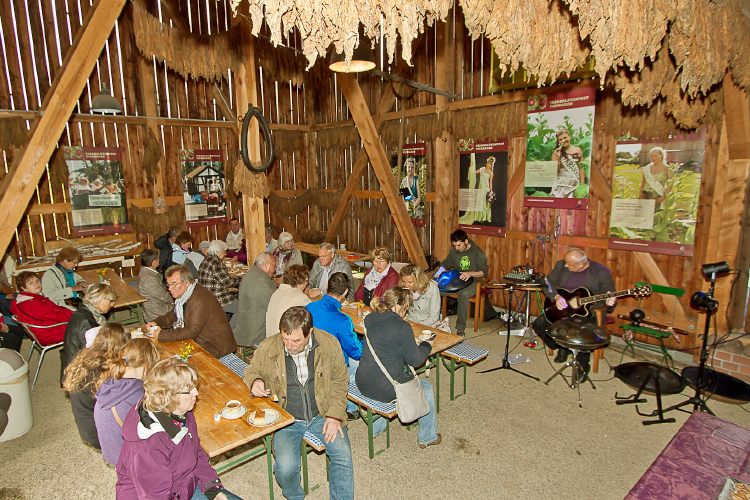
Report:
62,322,130,450
95,338,160,465
60,283,117,378
639,146,673,208
117,358,243,500
354,246,400,304
399,264,441,326
356,286,441,449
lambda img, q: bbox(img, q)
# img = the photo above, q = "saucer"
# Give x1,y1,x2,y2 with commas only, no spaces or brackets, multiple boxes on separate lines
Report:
221,405,247,420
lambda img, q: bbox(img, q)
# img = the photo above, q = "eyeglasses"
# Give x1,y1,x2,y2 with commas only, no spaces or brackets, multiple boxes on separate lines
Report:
167,280,184,289
179,385,195,395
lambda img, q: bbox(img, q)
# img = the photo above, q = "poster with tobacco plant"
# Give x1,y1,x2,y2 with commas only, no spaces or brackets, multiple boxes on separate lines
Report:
457,138,508,236
608,129,705,256
524,87,595,210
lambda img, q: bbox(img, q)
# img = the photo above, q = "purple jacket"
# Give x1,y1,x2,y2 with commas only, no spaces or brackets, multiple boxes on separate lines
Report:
94,377,144,465
116,403,220,500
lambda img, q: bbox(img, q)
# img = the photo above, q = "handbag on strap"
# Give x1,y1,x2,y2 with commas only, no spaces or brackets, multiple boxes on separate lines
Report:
364,333,430,423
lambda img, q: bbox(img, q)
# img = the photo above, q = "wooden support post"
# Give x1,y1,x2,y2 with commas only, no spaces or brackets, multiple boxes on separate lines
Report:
138,55,166,209
0,0,127,256
234,30,266,261
305,82,320,234
337,73,428,268
433,18,456,261
324,85,397,242
722,79,750,330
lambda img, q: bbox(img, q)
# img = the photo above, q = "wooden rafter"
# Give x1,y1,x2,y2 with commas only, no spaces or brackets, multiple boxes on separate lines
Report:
337,73,428,269
0,0,127,256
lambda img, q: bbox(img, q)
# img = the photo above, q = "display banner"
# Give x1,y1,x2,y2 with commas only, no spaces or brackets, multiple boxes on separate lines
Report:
180,149,227,228
63,146,130,236
608,129,706,256
457,138,508,236
390,143,427,227
524,87,595,210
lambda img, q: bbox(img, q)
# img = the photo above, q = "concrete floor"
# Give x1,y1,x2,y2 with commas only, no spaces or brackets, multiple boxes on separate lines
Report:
1,315,749,500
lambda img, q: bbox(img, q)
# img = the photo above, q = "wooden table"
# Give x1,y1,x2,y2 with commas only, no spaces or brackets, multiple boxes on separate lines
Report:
223,259,248,278
341,304,463,412
157,339,293,499
79,268,147,324
295,242,372,263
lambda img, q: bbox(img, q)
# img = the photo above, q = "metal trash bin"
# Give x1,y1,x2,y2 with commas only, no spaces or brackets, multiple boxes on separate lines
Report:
0,348,33,441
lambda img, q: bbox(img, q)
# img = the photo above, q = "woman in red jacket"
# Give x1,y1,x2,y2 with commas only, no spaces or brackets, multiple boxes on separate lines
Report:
355,246,400,305
11,271,73,345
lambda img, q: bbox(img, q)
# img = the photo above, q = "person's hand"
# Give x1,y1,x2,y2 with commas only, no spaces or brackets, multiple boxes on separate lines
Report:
145,321,158,330
251,379,271,398
0,323,7,333
4,294,14,299
322,417,344,444
605,295,617,307
215,493,229,500
459,272,472,281
72,283,87,292
150,326,162,340
231,256,239,262
425,338,436,348
228,287,239,292
555,295,568,310
307,288,322,299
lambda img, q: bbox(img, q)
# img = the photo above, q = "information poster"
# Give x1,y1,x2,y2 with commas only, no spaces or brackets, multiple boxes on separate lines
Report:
608,130,705,256
524,87,595,210
180,149,227,228
457,138,508,236
390,143,427,227
63,146,130,236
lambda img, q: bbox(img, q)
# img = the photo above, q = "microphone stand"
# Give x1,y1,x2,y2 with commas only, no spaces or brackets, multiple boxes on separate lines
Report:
659,274,717,416
480,283,540,381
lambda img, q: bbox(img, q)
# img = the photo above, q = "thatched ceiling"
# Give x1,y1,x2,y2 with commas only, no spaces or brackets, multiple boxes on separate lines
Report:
230,0,750,120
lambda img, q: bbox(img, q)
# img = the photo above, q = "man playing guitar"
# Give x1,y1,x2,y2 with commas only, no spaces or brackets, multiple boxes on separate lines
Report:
532,248,616,381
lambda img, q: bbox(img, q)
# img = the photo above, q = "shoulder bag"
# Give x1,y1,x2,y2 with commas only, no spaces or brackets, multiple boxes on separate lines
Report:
364,333,429,423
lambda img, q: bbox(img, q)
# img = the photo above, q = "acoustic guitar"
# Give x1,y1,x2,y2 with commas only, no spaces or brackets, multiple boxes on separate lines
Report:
544,285,652,323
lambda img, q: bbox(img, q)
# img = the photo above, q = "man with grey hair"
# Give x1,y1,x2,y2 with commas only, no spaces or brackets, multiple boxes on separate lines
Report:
146,264,236,358
197,240,241,329
532,248,617,382
309,242,355,301
235,252,277,348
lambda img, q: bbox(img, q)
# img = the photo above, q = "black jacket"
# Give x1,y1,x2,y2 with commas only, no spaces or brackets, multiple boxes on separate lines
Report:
60,304,99,383
154,231,174,275
356,310,431,403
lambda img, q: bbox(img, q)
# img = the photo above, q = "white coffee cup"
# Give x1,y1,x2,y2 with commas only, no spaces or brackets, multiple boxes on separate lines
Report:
340,244,346,250
224,400,242,415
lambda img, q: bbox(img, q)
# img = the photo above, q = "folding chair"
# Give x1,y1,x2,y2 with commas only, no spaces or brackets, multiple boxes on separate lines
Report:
12,315,66,389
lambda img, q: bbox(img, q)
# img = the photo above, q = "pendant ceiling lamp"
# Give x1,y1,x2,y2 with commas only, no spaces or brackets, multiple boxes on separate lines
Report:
329,38,376,73
91,84,122,114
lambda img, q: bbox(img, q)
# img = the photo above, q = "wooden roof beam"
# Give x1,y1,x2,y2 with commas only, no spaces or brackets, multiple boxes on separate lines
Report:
0,0,127,256
337,73,428,269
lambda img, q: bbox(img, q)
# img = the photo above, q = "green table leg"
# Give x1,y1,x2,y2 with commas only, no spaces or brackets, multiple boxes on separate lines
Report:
301,440,309,495
263,434,274,500
136,303,144,325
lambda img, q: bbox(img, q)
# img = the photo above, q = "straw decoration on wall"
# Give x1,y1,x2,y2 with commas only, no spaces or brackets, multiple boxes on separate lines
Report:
451,103,525,141
132,5,241,81
317,127,360,150
129,203,184,236
268,187,343,219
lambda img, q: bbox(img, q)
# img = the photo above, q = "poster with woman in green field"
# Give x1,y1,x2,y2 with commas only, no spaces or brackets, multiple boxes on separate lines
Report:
608,129,705,256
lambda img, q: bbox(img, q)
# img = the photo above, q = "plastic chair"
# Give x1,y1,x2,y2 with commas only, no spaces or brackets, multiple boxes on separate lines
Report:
440,275,492,332
11,315,66,389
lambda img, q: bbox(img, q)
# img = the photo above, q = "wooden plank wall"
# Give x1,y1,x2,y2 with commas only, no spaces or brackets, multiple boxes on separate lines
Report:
0,0,243,265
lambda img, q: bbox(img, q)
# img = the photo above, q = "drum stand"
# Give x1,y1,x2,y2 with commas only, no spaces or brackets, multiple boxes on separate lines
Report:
479,284,540,381
544,347,595,408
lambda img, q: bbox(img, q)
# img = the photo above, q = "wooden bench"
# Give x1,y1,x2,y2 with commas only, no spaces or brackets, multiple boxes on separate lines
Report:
301,430,328,495
440,344,490,400
347,380,398,459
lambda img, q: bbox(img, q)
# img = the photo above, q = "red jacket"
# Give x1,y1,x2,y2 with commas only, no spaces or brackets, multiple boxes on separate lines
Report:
355,266,400,303
11,292,73,345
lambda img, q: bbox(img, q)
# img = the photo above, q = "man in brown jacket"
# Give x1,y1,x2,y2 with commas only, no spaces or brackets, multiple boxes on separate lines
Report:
243,306,353,500
146,264,236,358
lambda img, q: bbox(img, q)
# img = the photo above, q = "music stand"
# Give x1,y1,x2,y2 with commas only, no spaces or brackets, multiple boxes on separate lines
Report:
479,283,540,381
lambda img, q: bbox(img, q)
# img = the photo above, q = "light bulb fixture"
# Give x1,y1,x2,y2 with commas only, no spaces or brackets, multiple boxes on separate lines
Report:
329,41,376,73
91,84,122,114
